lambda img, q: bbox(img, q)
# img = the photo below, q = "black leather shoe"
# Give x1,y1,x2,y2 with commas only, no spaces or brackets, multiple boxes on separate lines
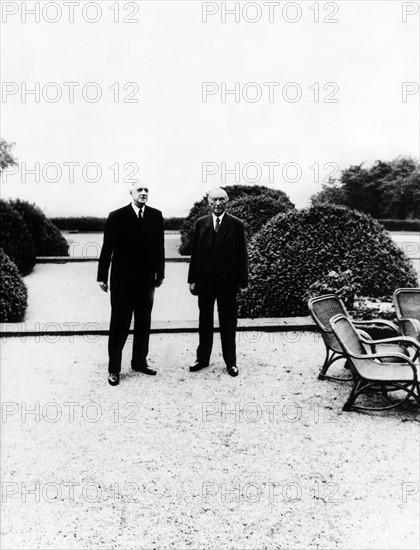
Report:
189,361,209,372
108,373,119,386
227,365,239,377
132,364,157,375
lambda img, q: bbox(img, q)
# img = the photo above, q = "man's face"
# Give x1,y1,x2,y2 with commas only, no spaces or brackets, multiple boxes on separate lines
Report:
208,190,228,216
130,185,149,208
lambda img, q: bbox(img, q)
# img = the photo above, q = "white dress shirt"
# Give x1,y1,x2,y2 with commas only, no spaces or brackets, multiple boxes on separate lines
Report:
131,203,144,218
212,212,225,230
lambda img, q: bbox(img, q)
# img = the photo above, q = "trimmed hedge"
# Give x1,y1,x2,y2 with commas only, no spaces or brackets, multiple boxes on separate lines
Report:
179,185,294,255
179,201,211,255
10,200,69,256
378,219,420,232
164,217,185,231
228,195,295,240
238,204,418,318
0,249,28,322
0,200,36,276
51,217,107,232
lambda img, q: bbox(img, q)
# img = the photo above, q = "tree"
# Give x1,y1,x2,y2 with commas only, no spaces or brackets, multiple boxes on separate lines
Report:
310,156,420,219
0,139,18,172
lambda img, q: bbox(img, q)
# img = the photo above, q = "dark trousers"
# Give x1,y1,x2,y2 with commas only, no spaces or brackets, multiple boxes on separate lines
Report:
108,285,155,374
197,290,238,367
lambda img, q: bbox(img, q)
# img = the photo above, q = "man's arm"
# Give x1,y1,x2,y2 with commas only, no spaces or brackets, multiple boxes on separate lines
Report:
187,219,200,292
237,220,248,291
97,213,115,291
155,211,165,286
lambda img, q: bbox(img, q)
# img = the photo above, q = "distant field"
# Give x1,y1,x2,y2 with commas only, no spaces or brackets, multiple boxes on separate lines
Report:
63,231,182,259
389,232,419,281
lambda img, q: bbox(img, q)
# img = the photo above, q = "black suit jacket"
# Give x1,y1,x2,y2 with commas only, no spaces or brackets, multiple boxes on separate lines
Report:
188,213,248,294
97,204,165,290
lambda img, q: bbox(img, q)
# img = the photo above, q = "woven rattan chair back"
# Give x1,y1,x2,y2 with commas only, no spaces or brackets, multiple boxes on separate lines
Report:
393,288,420,339
309,294,346,353
394,288,420,321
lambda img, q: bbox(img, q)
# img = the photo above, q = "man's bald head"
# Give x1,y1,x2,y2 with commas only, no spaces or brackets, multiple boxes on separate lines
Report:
130,183,149,208
208,188,228,202
208,187,229,216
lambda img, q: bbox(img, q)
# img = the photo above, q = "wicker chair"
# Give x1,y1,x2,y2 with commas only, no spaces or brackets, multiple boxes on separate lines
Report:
308,294,403,382
393,288,420,341
330,314,420,411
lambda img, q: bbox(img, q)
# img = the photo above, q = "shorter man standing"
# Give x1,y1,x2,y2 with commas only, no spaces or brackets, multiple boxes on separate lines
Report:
98,183,165,386
188,188,248,376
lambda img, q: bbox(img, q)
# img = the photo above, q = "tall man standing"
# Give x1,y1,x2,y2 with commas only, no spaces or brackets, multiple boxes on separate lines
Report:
98,183,165,386
188,188,248,377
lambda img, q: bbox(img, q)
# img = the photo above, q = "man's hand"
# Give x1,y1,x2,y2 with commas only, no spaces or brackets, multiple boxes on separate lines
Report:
189,283,198,296
155,278,164,288
239,286,248,295
99,282,108,292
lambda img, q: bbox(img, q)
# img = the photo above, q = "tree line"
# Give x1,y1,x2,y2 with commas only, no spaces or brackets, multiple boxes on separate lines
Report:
310,156,419,220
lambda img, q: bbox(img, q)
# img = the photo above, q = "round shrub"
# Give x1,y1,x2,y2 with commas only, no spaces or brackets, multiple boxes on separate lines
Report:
0,249,28,322
9,200,69,256
228,195,295,240
179,199,211,255
238,204,418,318
0,200,36,275
179,185,294,255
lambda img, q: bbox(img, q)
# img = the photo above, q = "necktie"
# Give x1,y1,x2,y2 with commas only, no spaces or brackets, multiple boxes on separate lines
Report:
138,208,143,219
215,217,220,233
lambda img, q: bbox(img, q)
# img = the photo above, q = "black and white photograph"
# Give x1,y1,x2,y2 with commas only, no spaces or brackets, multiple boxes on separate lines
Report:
1,1,419,548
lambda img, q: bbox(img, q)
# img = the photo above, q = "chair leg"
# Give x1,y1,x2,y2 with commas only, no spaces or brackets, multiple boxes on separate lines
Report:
318,349,352,382
349,381,419,411
415,382,420,405
318,349,333,379
343,377,362,411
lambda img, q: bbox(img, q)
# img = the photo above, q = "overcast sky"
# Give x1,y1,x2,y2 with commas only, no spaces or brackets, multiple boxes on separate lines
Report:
1,0,419,217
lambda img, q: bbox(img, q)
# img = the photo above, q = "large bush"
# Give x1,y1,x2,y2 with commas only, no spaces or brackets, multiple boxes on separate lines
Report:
0,200,36,275
0,249,28,322
179,185,294,255
238,204,418,318
228,195,295,240
10,200,69,256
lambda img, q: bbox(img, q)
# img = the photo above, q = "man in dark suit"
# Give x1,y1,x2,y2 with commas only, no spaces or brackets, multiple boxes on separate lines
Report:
188,188,248,377
98,183,165,386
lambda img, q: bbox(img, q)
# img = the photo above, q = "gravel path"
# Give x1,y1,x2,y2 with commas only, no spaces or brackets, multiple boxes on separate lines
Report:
1,333,419,550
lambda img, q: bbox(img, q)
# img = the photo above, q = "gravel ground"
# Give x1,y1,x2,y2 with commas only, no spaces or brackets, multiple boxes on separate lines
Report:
1,332,419,550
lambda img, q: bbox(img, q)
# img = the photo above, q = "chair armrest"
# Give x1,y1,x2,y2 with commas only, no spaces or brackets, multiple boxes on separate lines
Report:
359,335,420,349
359,335,420,362
357,329,372,340
354,319,399,334
347,351,418,377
